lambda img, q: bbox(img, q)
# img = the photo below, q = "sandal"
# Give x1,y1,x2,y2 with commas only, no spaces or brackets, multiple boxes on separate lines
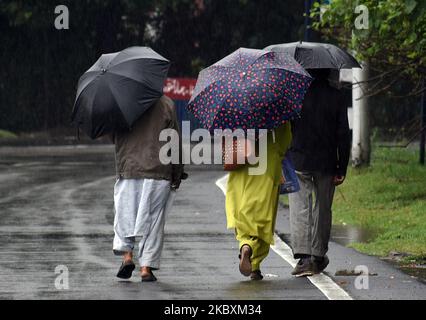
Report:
141,271,157,282
250,270,263,281
116,260,135,279
239,245,252,277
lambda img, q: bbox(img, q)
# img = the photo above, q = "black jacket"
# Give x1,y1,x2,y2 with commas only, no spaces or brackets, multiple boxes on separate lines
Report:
288,80,351,176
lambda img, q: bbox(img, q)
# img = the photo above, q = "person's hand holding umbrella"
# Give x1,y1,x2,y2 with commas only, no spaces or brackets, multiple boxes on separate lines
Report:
333,175,346,186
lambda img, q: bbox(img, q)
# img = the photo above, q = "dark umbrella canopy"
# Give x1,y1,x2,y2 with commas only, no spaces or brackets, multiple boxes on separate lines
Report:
72,46,170,139
264,41,361,70
187,48,312,132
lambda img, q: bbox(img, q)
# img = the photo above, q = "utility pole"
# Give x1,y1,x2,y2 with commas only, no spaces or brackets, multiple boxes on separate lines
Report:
351,2,371,167
351,64,370,166
420,78,425,165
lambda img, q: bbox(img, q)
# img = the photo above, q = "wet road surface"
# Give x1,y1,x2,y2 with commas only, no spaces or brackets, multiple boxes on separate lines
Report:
0,145,324,300
1,145,425,300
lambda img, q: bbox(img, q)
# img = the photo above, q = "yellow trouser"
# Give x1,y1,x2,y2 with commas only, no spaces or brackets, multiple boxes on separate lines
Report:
236,234,270,271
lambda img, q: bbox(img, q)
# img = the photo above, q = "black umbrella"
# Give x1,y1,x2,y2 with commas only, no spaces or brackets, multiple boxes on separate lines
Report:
72,46,170,139
264,41,361,70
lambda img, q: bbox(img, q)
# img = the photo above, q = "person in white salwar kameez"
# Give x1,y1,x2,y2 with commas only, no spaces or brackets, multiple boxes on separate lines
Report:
112,96,185,282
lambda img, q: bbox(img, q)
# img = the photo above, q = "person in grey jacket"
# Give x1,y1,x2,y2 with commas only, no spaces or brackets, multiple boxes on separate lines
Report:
288,69,351,277
112,95,185,282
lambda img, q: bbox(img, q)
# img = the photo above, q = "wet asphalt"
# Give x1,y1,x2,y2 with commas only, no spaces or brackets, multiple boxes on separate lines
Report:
0,145,425,300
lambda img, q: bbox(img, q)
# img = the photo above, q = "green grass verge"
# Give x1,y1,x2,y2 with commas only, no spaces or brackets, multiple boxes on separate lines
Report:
0,129,17,139
333,146,426,259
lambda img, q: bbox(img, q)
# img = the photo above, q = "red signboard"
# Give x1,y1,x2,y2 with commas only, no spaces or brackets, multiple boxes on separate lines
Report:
163,78,197,101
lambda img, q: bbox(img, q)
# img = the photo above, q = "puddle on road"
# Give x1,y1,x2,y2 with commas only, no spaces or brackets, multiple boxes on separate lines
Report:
331,224,377,247
331,224,426,283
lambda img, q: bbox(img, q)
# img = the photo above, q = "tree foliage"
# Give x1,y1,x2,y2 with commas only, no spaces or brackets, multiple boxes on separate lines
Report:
311,0,426,97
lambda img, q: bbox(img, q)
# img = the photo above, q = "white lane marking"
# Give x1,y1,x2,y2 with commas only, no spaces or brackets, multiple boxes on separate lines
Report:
215,175,353,301
215,174,229,195
271,234,353,300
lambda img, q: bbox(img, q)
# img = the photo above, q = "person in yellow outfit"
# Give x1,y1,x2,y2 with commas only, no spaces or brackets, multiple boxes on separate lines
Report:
225,123,292,280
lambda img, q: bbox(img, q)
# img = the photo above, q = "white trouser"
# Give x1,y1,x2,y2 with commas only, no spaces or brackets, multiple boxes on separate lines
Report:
113,178,173,269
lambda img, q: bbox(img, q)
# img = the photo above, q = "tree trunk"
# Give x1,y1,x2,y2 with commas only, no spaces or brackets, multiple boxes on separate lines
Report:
351,64,370,167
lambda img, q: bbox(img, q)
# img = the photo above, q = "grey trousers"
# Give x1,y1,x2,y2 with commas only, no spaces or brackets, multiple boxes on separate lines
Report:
288,172,335,258
113,178,173,269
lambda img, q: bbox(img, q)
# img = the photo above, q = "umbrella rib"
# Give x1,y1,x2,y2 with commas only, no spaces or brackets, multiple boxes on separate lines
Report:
72,75,100,117
210,88,238,130
106,56,168,71
105,79,127,125
207,64,236,73
325,48,341,69
253,69,287,95
258,67,310,95
247,51,268,70
247,52,307,76
194,65,237,98
204,78,242,130
74,71,101,102
107,68,159,86
88,80,110,134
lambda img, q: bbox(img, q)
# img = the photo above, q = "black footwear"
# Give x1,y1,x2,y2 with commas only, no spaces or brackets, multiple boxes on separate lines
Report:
116,261,135,279
313,255,329,274
239,245,252,277
250,270,263,281
291,258,314,277
141,271,157,282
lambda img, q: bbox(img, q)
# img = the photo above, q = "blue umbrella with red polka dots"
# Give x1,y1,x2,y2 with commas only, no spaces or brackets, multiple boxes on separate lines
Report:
187,47,312,132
